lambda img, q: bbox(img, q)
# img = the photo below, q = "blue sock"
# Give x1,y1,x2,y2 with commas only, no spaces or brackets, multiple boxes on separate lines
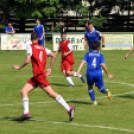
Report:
88,89,96,101
100,88,107,93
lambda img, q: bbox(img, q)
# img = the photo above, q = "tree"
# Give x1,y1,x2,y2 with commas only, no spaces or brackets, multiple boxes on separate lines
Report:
0,0,60,32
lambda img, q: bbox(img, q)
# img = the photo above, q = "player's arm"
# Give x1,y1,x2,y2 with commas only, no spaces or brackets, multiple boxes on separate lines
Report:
125,46,134,59
45,48,56,76
40,25,45,40
55,45,61,55
101,34,105,47
97,31,105,47
55,50,61,55
12,27,15,33
77,60,85,76
77,52,88,76
101,64,113,80
6,31,13,33
84,32,88,49
84,39,87,49
64,43,74,56
12,54,31,70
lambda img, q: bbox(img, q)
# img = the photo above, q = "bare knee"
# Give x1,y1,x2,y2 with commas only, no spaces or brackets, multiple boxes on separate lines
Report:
20,89,23,95
66,70,70,75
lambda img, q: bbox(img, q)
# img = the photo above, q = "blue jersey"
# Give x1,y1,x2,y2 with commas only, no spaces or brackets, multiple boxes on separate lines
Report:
84,30,101,51
33,25,45,40
83,51,105,75
5,26,14,32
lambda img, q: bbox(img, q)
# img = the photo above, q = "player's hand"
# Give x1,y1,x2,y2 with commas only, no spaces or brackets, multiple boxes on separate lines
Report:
102,44,105,48
76,72,80,77
46,68,51,76
125,54,129,59
12,65,20,70
64,53,68,56
39,38,42,41
108,74,113,80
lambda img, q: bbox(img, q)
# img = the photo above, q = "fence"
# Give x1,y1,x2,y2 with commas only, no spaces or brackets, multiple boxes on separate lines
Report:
0,32,134,51
1,10,134,32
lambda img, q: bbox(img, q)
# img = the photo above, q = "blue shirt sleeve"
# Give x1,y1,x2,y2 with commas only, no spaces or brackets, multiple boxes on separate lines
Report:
100,54,105,64
42,25,45,31
5,27,7,32
83,52,89,63
95,30,102,37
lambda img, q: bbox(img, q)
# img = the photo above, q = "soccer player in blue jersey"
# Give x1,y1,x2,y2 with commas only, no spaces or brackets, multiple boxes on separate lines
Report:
77,42,113,105
33,19,45,46
84,22,105,51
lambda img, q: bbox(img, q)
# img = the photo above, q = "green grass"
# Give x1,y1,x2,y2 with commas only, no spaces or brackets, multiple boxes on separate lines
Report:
0,43,134,134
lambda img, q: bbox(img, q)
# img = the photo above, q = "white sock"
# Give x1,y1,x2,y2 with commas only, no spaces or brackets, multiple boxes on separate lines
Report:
66,77,75,85
22,98,29,114
102,70,104,74
73,72,77,77
73,72,82,78
56,95,69,111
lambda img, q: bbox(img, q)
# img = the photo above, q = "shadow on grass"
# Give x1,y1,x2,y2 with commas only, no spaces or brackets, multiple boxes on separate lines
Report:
67,100,92,105
1,116,20,122
119,94,134,100
0,116,70,123
50,83,69,87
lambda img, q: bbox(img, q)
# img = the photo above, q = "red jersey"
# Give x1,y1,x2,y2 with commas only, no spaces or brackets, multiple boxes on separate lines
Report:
59,40,75,64
26,43,51,77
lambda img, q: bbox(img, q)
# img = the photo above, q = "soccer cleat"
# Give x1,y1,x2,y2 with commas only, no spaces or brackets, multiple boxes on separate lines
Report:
106,89,112,101
68,106,75,121
69,84,75,88
81,75,86,83
15,113,31,121
92,101,98,106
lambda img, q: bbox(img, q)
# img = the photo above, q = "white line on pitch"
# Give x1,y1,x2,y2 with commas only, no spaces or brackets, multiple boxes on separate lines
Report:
0,116,134,133
0,80,134,107
29,118,134,133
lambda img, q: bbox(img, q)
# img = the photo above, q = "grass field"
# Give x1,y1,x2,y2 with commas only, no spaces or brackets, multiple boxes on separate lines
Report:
1,43,134,134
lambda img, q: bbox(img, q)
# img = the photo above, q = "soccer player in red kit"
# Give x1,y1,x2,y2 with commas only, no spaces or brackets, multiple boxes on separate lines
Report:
13,32,75,121
55,32,85,87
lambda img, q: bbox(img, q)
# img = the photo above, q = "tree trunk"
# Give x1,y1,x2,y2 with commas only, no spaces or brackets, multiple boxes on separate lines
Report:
0,7,9,32
19,17,26,33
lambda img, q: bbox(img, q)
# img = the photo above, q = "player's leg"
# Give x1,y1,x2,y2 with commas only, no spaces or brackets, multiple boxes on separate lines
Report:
88,85,97,105
96,78,112,101
87,75,97,105
65,62,85,83
42,85,75,121
61,63,75,87
67,70,85,83
16,82,35,121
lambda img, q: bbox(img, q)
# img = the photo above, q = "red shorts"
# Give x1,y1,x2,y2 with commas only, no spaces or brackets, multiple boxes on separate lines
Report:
27,75,50,89
61,60,73,71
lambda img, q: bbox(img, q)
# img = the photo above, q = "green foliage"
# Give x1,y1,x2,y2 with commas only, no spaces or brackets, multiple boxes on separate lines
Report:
0,24,5,29
53,24,61,32
79,16,107,29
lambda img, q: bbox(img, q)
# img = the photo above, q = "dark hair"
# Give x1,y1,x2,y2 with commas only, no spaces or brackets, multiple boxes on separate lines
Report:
36,19,40,22
31,32,38,40
88,22,93,26
8,22,12,25
59,19,63,22
92,42,100,50
61,32,66,36
85,20,88,24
